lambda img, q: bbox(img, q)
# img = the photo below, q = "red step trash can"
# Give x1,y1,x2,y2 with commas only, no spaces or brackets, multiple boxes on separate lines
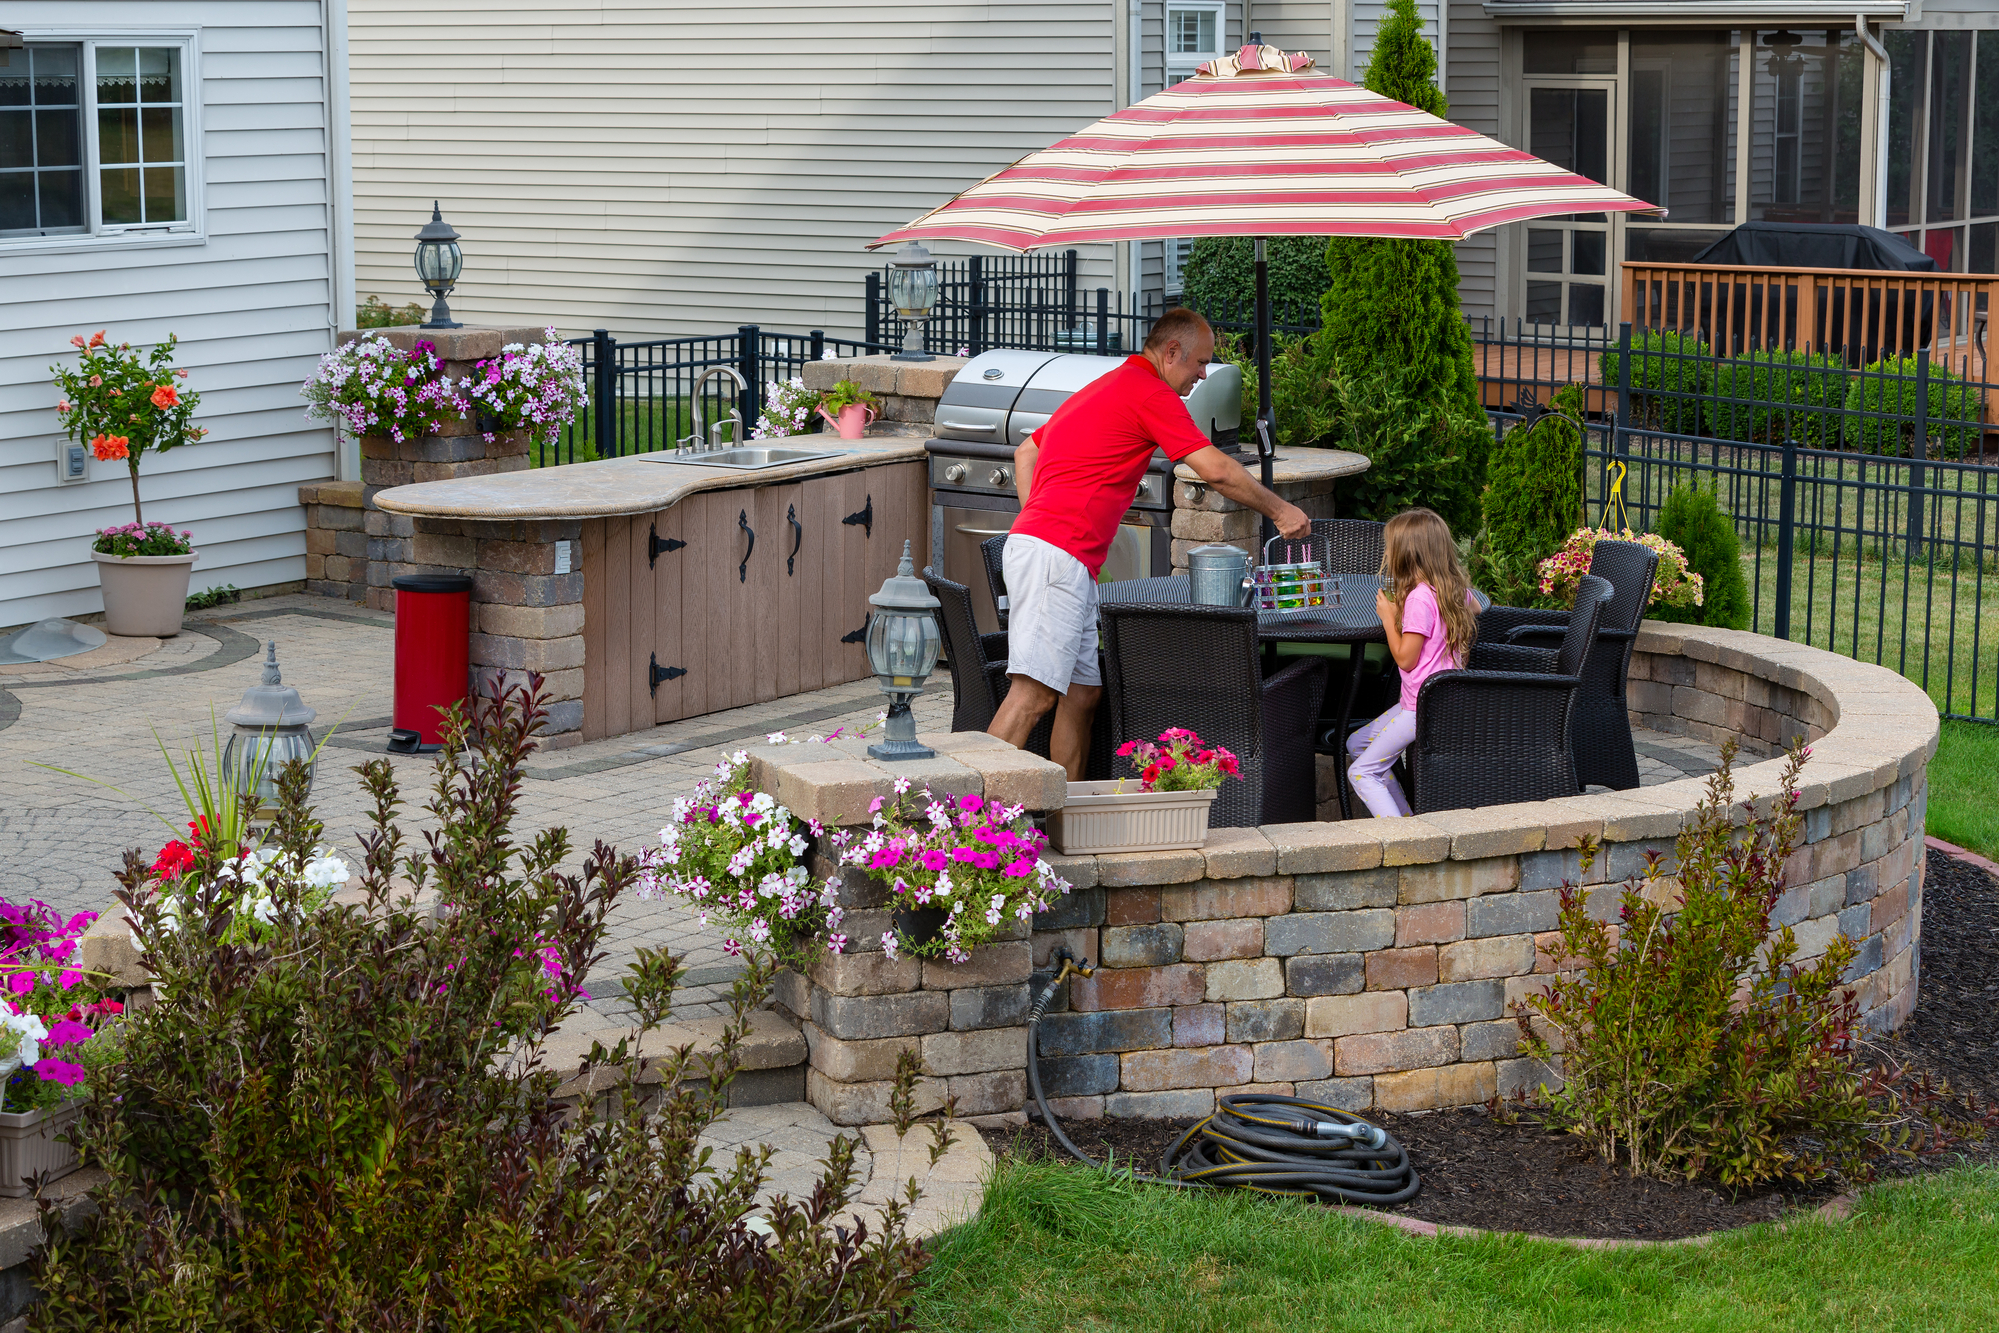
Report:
387,573,472,753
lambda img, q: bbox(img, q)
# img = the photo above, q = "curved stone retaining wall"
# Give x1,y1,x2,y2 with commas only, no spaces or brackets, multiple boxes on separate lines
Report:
754,623,1938,1126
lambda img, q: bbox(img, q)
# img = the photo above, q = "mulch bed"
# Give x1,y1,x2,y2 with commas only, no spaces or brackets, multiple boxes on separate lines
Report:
981,848,1998,1241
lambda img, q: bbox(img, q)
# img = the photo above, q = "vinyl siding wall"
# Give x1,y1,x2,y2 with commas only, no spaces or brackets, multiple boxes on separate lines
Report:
346,1,1121,342
0,1,342,631
1445,0,1500,322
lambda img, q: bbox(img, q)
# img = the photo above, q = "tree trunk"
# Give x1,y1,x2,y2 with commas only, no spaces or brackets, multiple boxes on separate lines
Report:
128,461,144,526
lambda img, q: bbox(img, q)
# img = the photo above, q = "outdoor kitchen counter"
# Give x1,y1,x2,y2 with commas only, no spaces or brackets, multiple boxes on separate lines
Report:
1171,447,1370,491
370,426,931,521
365,425,934,747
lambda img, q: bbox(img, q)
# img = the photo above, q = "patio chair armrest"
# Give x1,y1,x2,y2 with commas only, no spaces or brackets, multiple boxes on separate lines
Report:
1479,605,1568,639
1468,641,1560,673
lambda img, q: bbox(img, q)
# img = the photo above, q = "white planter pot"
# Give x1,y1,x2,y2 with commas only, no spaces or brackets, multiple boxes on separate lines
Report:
1047,781,1220,855
0,1096,86,1197
91,549,198,637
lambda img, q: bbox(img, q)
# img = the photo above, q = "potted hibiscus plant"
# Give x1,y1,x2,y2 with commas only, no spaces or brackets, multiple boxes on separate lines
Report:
0,899,120,1196
1048,728,1241,855
52,331,208,637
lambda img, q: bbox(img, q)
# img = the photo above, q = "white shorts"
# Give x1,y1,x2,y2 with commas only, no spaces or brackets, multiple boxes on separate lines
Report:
1001,532,1102,694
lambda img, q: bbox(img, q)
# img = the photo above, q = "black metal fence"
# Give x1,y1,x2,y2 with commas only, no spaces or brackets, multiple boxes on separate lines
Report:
1513,321,1999,723
863,258,1322,358
542,326,895,467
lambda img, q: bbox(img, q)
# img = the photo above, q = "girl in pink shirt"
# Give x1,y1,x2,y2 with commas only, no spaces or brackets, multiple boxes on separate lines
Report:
1346,509,1480,818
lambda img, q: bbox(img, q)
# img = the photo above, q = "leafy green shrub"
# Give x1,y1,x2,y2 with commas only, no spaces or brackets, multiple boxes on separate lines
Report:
1179,237,1332,322
1650,486,1750,629
1468,384,1585,606
1520,743,1891,1188
1599,329,1711,435
354,294,426,328
1709,349,1847,445
1840,354,1983,457
33,680,932,1330
1327,359,1491,537
1212,332,1337,452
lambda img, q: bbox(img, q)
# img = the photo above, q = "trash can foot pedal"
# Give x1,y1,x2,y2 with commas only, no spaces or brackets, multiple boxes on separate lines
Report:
387,728,440,754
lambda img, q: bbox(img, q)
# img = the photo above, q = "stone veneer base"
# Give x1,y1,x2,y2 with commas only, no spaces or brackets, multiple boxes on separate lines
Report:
751,623,1938,1126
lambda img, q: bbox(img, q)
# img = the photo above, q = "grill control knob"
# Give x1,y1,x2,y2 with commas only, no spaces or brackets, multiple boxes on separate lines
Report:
989,467,1012,487
943,463,967,483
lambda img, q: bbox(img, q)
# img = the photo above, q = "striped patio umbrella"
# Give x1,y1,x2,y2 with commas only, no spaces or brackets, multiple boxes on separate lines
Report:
870,45,1662,501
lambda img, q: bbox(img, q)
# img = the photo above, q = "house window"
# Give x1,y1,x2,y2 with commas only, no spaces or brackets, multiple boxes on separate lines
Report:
1166,3,1224,81
0,45,85,235
0,38,196,243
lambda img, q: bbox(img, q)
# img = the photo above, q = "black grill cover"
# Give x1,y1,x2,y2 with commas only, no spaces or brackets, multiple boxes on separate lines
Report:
1691,223,1938,272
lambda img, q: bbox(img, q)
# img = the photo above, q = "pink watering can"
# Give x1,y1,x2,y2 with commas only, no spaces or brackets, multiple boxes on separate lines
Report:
818,402,879,440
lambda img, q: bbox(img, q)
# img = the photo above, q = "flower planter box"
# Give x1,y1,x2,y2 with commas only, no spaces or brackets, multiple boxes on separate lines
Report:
1046,781,1220,855
0,1097,86,1198
92,550,197,637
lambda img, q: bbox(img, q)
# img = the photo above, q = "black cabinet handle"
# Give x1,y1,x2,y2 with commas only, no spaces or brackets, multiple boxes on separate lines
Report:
840,613,870,645
843,495,873,538
738,509,755,583
787,504,802,576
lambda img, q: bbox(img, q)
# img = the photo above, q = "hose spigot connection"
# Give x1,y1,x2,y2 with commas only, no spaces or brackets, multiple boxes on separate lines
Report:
1027,948,1094,1026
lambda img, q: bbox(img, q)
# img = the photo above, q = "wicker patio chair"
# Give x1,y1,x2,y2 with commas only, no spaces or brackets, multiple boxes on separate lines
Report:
1475,540,1660,791
1408,574,1609,814
979,533,1011,632
1099,603,1329,828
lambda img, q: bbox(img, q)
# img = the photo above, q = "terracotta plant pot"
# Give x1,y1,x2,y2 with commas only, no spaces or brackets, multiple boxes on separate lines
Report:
91,549,198,637
818,403,879,440
1046,781,1221,855
0,1097,86,1197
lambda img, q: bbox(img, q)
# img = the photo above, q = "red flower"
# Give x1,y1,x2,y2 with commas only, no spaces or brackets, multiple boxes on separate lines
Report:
91,434,130,461
150,383,181,409
152,839,195,879
1140,764,1161,785
88,330,107,349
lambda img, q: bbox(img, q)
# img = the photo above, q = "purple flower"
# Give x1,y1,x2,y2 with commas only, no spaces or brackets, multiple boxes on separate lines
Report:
972,852,1000,871
920,849,949,872
33,1060,84,1087
950,846,979,864
1003,858,1036,878
43,1019,91,1048
958,793,984,814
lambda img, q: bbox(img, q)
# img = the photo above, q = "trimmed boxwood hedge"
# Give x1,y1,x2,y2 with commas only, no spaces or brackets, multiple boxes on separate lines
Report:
1840,355,1983,457
1599,329,1710,435
1708,349,1848,446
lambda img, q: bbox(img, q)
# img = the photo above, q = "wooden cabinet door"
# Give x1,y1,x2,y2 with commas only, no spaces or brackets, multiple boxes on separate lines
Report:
649,497,700,724
581,512,658,741
752,482,808,703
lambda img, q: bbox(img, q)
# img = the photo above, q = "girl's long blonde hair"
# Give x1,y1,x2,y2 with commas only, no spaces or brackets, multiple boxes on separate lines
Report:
1381,508,1478,663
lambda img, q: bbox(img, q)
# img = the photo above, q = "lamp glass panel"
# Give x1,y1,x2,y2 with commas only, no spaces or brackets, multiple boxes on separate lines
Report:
865,609,941,680
416,238,463,285
888,263,937,318
223,728,318,805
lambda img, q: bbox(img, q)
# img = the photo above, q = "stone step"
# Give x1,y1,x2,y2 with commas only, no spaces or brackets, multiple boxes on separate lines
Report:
541,1009,808,1110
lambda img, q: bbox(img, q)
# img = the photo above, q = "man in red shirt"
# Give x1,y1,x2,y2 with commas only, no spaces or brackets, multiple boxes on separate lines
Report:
989,308,1310,777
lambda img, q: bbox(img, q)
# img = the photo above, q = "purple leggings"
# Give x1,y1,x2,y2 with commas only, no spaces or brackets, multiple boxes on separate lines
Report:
1346,706,1416,819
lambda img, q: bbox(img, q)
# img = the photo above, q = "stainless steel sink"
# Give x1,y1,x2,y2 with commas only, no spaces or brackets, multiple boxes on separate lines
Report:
644,446,846,470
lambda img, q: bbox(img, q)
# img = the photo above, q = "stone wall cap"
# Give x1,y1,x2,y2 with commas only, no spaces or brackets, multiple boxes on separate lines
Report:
373,436,927,520
1173,448,1371,486
299,479,366,507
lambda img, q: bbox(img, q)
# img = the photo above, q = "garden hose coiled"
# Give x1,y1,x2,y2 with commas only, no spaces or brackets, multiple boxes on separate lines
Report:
1026,950,1421,1207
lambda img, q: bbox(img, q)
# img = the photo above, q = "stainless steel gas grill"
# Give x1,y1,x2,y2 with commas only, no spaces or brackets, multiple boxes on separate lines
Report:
926,351,1243,635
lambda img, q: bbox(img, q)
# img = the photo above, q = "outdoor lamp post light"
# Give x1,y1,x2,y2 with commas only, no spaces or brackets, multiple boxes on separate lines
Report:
886,240,938,362
864,540,942,760
222,641,319,813
414,201,464,330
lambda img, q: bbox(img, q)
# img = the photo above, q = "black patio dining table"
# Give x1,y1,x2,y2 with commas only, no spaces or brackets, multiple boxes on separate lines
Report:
1096,573,1493,816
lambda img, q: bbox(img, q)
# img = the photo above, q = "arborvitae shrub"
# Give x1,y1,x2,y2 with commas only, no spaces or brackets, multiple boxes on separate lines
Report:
1651,485,1750,630
1470,383,1585,605
1327,359,1491,537
1180,237,1332,323
1599,329,1711,435
1840,354,1981,457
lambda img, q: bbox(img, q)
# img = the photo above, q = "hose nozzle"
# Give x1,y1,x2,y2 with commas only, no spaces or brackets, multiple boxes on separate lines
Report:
1306,1119,1389,1150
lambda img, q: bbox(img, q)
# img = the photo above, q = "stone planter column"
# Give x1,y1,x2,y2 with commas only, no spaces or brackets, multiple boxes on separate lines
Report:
746,731,1071,1126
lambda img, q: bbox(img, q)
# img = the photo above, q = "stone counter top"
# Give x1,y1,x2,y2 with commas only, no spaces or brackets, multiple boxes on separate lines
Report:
1173,447,1370,486
372,428,930,521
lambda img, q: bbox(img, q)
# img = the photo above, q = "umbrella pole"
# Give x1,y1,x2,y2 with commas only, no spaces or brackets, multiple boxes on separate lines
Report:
1254,236,1275,550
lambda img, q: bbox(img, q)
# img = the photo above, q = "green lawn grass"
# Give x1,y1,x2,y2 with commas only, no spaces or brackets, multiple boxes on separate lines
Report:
915,1158,1999,1333
1927,720,1999,861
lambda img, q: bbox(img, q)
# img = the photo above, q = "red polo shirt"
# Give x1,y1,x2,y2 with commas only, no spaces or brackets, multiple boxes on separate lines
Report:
1011,356,1212,577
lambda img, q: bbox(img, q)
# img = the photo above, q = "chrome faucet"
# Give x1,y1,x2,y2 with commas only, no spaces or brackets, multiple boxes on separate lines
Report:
682,365,750,453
